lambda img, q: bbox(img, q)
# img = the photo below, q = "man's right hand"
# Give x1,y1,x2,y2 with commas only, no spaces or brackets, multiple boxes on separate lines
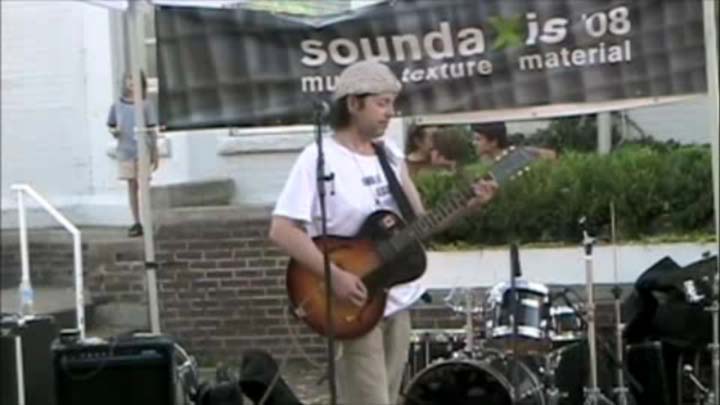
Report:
331,266,368,307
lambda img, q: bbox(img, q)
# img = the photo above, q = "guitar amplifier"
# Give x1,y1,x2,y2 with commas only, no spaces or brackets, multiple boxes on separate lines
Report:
1,314,57,405
53,334,178,405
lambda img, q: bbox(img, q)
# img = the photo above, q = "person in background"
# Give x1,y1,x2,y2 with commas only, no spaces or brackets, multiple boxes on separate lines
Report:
107,71,159,237
472,122,557,163
405,124,456,177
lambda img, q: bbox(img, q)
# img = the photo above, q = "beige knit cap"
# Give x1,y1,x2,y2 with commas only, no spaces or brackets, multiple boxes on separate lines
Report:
333,60,402,100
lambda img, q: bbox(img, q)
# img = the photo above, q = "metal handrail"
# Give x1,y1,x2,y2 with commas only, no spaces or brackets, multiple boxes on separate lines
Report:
10,184,85,341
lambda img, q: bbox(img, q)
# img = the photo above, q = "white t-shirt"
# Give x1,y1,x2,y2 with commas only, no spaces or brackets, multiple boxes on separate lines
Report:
273,136,426,317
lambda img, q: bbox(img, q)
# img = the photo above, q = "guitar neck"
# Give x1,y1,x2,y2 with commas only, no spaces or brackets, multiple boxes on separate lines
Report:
383,147,536,256
391,183,476,248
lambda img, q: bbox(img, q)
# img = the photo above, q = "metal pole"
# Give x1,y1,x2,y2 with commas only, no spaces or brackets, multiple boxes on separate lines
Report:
72,231,86,341
597,112,612,155
610,203,630,405
584,236,600,398
702,0,720,403
581,221,615,405
12,184,86,338
15,335,25,405
16,191,32,303
126,1,161,334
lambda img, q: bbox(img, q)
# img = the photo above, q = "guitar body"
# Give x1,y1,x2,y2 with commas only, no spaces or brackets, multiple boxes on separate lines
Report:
286,210,427,339
286,148,538,339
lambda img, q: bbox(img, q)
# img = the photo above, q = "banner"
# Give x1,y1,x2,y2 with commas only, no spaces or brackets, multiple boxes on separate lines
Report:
156,0,707,130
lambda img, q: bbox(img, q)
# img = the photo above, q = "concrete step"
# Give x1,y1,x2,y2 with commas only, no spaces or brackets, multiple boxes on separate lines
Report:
151,178,235,209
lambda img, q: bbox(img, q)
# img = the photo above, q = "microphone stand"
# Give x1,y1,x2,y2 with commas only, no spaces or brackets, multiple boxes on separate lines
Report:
509,242,521,403
314,101,337,405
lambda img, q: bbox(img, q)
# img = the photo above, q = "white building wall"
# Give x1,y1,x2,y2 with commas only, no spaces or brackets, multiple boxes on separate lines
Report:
627,95,712,144
2,1,94,200
1,1,121,227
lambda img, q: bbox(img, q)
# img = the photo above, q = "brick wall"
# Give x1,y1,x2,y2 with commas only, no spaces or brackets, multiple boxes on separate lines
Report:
1,240,85,288
0,220,622,365
153,219,327,364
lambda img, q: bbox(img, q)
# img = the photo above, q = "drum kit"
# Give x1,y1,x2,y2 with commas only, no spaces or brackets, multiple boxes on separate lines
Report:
402,223,628,405
402,210,720,405
403,278,610,405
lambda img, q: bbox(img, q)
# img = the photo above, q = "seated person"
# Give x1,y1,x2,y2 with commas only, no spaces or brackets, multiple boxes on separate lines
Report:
471,122,557,162
405,124,456,177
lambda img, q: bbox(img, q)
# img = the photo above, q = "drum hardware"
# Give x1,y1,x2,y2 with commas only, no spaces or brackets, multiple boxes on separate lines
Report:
709,267,719,405
579,217,615,405
443,287,483,354
683,364,715,405
510,242,523,402
548,287,642,400
542,349,566,405
609,202,633,405
678,348,716,405
407,329,466,379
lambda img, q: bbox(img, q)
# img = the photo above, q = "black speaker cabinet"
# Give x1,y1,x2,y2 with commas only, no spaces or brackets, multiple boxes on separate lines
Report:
53,335,178,405
1,315,57,405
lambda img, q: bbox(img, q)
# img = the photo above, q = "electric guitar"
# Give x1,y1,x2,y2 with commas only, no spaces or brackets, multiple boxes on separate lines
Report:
286,147,538,339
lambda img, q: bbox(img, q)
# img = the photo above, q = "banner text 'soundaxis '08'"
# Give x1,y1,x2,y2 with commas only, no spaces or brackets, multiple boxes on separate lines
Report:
155,0,707,130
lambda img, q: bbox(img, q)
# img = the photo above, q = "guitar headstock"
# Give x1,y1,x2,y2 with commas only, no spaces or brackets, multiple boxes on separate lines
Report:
488,146,539,185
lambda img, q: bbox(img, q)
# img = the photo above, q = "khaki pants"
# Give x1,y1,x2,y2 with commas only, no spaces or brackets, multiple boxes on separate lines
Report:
336,310,411,405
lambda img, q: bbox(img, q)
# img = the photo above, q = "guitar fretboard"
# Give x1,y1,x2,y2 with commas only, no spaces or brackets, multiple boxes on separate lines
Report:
388,182,476,252
379,147,535,258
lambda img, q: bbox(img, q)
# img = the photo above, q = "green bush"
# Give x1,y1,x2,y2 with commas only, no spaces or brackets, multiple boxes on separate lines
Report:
414,145,714,246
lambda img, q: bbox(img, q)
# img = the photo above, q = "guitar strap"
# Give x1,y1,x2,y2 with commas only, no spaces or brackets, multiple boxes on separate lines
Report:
372,142,417,222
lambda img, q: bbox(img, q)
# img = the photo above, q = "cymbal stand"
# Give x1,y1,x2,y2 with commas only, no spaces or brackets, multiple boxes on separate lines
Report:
580,217,615,405
443,288,481,355
708,266,719,405
610,203,632,405
464,291,476,353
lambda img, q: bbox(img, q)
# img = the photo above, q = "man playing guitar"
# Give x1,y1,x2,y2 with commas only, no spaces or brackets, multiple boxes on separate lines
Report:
269,60,497,405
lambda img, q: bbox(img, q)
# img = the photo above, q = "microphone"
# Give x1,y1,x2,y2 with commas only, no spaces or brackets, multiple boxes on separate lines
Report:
313,98,331,120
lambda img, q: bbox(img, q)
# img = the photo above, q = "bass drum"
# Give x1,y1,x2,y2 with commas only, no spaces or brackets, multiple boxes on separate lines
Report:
551,339,617,405
402,352,545,405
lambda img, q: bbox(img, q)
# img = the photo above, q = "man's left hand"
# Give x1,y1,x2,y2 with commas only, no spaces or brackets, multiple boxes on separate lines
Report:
467,179,498,209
